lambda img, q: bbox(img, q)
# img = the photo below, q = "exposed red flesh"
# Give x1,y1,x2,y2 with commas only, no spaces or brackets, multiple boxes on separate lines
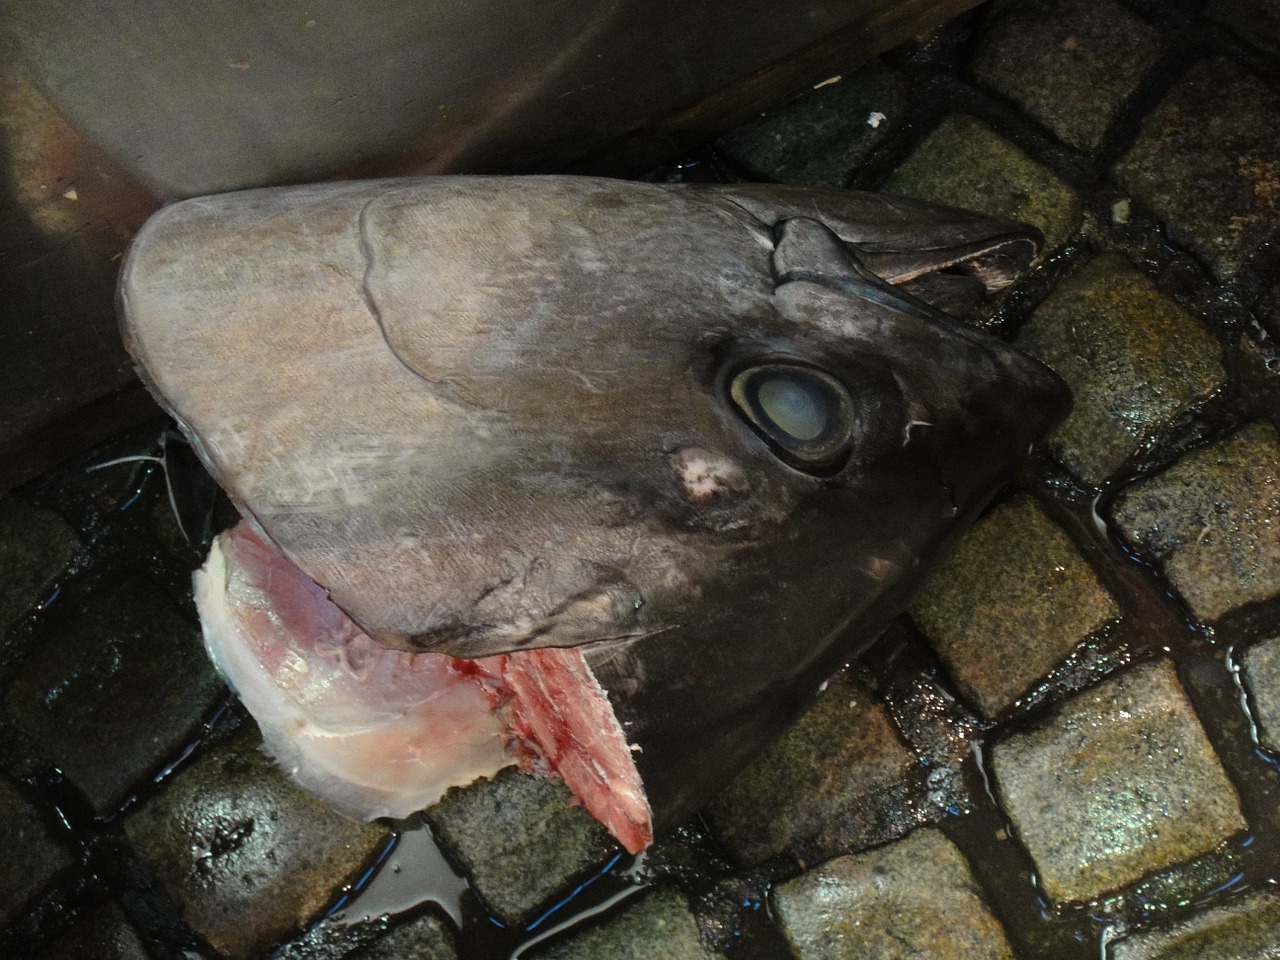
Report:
195,521,652,853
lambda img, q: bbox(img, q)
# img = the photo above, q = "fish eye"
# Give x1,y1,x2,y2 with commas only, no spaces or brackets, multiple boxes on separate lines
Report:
728,362,855,474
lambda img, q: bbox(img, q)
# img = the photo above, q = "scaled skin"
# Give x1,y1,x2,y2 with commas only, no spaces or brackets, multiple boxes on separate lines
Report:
120,176,1070,843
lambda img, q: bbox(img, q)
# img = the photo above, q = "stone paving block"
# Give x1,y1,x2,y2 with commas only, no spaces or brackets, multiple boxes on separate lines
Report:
910,495,1120,717
991,659,1245,904
0,774,75,928
0,496,78,634
717,62,909,187
5,573,224,814
883,113,1082,254
426,767,619,925
1114,58,1280,281
35,900,152,960
1111,421,1280,620
970,0,1161,151
1239,632,1280,754
345,909,457,960
532,887,717,960
1015,253,1226,485
1109,890,1280,960
771,829,1015,960
1206,0,1280,58
705,668,916,865
123,725,388,960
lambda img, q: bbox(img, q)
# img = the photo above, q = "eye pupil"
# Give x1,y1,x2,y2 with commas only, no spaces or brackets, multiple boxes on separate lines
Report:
728,362,855,474
756,374,827,441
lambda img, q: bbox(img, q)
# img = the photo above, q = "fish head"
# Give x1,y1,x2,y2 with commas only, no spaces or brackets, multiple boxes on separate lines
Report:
119,176,1068,663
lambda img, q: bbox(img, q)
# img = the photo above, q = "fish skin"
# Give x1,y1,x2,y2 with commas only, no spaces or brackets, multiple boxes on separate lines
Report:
119,175,1069,839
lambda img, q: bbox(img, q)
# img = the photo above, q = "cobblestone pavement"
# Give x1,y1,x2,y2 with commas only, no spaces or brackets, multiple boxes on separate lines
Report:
2,1,1280,958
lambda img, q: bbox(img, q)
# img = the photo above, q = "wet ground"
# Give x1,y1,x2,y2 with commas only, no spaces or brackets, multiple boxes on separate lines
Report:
2,0,1280,957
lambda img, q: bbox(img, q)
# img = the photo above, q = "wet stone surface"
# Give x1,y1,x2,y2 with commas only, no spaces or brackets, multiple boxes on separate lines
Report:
1108,890,1280,959
1259,281,1280,338
970,0,1161,151
771,828,1016,960
1114,58,1280,281
717,62,909,187
532,888,716,960
0,497,78,636
124,725,388,960
1015,253,1226,485
1206,0,1280,59
910,495,1120,717
882,113,1082,254
426,767,620,925
1238,633,1280,755
0,774,75,928
344,909,458,960
4,573,224,814
34,900,152,960
1111,421,1280,621
991,658,1245,904
705,667,916,865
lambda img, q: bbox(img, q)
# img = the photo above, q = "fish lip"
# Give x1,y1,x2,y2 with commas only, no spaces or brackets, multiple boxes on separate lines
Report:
706,183,1044,291
857,231,1044,289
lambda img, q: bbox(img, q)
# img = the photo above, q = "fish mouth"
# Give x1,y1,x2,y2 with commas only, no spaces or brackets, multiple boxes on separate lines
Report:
198,520,653,854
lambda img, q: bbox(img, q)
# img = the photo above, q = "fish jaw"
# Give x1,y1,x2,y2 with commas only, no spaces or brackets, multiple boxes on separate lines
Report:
197,520,652,853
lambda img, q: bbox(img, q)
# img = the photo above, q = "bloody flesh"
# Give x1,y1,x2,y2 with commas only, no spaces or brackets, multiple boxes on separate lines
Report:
198,520,652,853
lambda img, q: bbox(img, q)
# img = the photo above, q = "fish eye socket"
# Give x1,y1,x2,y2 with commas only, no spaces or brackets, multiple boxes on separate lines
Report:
728,363,855,474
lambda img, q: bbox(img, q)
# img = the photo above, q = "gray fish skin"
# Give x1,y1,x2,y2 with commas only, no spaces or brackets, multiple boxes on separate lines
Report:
119,175,1068,837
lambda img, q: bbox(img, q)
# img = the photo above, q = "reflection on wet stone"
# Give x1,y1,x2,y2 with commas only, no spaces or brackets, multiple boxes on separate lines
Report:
124,725,387,960
426,768,619,925
1114,58,1280,282
1111,421,1280,621
771,828,1016,960
5,573,223,813
0,497,78,636
1108,890,1280,959
716,62,908,187
34,900,152,960
531,888,716,960
910,495,1120,717
706,667,915,865
1015,253,1226,486
883,114,1082,254
970,0,1160,151
992,659,1245,904
1239,634,1280,755
345,909,458,960
0,774,75,928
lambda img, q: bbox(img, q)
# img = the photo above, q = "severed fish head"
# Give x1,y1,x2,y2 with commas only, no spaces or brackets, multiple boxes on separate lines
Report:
119,176,1069,850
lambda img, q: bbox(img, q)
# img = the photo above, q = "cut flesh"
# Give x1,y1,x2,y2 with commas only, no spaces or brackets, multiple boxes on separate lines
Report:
196,521,653,853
